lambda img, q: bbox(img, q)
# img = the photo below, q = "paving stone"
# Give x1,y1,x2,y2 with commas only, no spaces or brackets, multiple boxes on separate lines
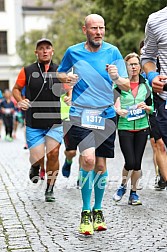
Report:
10,250,32,252
0,127,167,251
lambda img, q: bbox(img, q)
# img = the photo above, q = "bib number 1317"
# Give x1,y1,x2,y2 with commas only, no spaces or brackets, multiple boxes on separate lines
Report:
81,109,105,130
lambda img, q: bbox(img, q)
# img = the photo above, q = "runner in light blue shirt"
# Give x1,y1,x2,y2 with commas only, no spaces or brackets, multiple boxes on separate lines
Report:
57,14,130,236
58,41,128,118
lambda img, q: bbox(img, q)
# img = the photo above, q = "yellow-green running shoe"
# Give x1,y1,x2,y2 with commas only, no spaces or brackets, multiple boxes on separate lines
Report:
128,192,142,206
93,210,107,231
45,190,55,202
79,210,94,235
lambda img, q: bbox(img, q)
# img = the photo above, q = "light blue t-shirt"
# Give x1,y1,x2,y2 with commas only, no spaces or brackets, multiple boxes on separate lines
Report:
58,41,128,118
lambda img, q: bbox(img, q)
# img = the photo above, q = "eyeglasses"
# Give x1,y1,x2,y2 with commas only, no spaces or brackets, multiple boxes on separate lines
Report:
127,63,140,67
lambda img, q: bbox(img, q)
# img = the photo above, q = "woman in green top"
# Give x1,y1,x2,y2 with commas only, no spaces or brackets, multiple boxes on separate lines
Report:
113,52,153,205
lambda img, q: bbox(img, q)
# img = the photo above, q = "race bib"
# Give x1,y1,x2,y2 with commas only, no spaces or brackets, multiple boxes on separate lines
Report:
127,104,145,121
81,109,105,130
5,108,11,114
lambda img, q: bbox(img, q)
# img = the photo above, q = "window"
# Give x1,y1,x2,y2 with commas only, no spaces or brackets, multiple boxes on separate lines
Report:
0,80,9,92
0,0,5,11
0,31,7,54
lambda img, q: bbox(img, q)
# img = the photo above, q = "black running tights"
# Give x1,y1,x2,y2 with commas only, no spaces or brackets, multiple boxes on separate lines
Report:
118,129,149,171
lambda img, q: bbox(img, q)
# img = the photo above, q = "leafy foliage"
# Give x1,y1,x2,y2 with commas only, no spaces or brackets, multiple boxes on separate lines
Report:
92,0,167,56
16,30,43,66
16,0,94,65
47,0,94,63
16,0,167,65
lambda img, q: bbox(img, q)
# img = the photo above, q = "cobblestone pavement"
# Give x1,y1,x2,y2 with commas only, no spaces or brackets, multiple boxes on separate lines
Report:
0,126,167,252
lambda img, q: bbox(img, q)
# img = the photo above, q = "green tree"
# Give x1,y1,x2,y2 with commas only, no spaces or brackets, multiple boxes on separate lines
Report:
16,0,94,65
16,30,44,66
92,0,167,56
17,0,166,63
47,0,94,63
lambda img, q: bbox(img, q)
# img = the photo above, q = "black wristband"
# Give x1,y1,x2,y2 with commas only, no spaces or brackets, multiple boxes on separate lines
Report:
163,84,167,91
